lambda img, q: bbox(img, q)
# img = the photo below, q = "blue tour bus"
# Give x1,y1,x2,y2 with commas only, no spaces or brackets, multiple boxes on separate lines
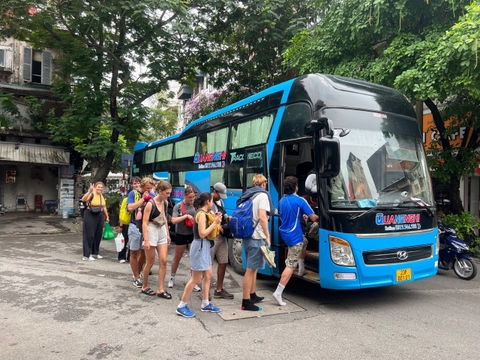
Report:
132,74,439,290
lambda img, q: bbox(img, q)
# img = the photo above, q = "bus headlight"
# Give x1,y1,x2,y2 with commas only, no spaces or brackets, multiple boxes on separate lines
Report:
329,235,355,266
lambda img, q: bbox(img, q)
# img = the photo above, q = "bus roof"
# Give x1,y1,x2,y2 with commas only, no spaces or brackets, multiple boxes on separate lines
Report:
137,74,415,151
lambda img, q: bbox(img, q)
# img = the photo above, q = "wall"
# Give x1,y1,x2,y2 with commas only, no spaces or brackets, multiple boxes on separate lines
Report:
0,163,59,211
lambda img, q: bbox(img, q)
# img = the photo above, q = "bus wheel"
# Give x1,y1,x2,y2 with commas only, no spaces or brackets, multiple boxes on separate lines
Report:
228,237,245,275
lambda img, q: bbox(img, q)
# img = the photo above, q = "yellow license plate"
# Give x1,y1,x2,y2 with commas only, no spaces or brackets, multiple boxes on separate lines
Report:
396,268,412,282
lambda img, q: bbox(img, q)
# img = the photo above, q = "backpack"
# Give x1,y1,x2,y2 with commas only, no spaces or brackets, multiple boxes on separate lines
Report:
119,197,131,225
230,194,259,239
197,210,220,241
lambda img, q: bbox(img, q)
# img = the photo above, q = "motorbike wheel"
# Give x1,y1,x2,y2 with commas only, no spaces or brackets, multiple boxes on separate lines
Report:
453,258,477,280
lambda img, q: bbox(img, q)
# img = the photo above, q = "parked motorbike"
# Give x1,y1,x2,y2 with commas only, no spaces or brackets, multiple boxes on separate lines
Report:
0,204,6,215
438,219,477,280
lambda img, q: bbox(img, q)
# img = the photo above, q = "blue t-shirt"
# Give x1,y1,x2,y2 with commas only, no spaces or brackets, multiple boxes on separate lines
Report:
279,194,314,246
127,190,154,225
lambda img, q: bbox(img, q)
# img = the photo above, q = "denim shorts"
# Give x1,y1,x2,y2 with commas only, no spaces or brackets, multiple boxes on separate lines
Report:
242,238,265,270
189,239,212,271
128,225,143,251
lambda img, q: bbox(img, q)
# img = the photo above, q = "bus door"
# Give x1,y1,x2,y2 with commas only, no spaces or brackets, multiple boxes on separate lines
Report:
238,146,276,276
278,139,320,281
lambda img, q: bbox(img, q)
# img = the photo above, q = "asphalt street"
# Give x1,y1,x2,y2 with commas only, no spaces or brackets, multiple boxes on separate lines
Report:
1,214,479,360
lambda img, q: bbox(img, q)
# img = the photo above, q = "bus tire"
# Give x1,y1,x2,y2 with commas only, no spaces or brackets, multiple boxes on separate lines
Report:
228,237,245,276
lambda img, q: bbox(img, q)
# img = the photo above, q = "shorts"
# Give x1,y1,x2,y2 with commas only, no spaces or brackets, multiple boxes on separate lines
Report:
242,238,265,270
175,233,194,246
189,239,212,271
146,223,168,246
128,225,143,251
210,234,228,264
285,237,308,270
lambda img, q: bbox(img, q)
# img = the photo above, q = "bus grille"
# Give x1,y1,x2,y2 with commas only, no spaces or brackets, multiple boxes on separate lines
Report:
362,245,432,265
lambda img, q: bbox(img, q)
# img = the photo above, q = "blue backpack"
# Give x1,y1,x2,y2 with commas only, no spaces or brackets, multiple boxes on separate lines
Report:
230,195,259,239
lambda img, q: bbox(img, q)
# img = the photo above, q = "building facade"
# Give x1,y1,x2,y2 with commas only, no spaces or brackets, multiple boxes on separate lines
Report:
0,37,78,215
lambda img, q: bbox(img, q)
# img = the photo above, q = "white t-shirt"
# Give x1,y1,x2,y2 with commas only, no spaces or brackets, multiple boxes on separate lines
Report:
252,193,270,239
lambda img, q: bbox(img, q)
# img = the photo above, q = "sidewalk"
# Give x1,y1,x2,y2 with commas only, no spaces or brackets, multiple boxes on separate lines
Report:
0,211,82,236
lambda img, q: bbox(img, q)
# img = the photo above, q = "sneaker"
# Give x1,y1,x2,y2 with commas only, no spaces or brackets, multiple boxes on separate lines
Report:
119,259,126,263
214,289,234,299
88,256,96,261
201,303,221,313
133,278,143,288
260,246,276,268
168,278,175,288
193,284,201,292
176,305,195,318
82,256,88,261
96,254,103,259
251,293,264,304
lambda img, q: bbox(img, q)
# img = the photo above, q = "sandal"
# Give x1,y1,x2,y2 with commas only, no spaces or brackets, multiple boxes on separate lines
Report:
141,287,156,296
157,291,172,299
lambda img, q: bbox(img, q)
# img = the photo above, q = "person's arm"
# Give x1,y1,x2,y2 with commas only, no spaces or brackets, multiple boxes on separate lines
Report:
198,212,222,239
142,202,152,250
127,192,145,212
259,208,270,247
171,204,191,225
81,183,94,202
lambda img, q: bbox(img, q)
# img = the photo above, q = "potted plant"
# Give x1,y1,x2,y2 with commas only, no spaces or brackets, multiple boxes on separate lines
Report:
105,192,123,227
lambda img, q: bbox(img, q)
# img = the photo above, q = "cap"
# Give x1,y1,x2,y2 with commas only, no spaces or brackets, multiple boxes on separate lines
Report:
213,182,227,199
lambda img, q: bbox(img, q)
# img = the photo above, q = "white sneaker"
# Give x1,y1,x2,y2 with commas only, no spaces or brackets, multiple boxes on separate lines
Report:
82,257,88,261
119,259,126,263
168,278,175,288
89,256,96,261
96,254,103,259
193,284,201,292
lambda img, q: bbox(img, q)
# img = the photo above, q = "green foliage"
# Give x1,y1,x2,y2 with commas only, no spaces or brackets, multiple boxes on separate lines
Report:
0,0,202,182
197,0,311,92
283,0,479,214
443,212,480,253
105,192,123,216
0,91,21,127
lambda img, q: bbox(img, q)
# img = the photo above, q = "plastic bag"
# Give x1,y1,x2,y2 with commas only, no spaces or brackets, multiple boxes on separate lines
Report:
103,223,115,240
115,233,125,252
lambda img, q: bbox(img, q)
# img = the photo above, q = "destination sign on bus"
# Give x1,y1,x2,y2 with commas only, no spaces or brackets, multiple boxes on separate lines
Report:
376,213,421,231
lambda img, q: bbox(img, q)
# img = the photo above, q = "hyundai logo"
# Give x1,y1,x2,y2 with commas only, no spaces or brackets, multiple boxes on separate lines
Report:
397,251,408,260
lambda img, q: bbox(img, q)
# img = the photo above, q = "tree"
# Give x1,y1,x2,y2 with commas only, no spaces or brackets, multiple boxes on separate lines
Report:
139,92,178,143
283,0,477,214
1,0,202,182
196,0,311,93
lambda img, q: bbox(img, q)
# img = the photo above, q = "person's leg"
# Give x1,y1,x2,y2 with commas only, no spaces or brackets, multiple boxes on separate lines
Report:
82,213,94,258
170,243,187,281
201,266,213,301
180,270,203,303
273,241,304,306
130,250,140,278
157,243,169,294
142,247,156,293
93,216,104,256
297,241,308,276
242,269,261,311
118,225,129,261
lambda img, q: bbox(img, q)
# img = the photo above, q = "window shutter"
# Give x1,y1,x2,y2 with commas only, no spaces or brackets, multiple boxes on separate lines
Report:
0,49,4,67
41,51,52,85
23,47,32,82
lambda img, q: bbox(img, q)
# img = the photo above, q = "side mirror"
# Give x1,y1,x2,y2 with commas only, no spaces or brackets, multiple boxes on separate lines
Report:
304,117,333,137
318,136,340,178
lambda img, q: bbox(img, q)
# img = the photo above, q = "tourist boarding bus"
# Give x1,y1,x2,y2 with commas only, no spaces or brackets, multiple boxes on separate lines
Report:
132,74,439,290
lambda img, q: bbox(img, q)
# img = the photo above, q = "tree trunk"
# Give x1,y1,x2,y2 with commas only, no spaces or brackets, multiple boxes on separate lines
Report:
449,176,464,214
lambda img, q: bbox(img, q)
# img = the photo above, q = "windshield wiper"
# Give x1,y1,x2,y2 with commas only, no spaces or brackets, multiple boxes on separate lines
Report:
398,197,435,217
348,203,401,221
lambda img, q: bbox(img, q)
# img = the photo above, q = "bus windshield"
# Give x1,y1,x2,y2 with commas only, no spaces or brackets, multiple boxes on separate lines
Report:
329,128,433,209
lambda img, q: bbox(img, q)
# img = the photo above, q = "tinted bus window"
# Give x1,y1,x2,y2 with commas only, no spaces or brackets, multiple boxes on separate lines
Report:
156,143,173,162
145,147,155,164
197,128,228,154
231,113,275,149
174,137,195,158
277,103,311,141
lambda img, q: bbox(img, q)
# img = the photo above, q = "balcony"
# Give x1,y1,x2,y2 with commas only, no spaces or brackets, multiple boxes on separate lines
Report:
177,85,193,100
